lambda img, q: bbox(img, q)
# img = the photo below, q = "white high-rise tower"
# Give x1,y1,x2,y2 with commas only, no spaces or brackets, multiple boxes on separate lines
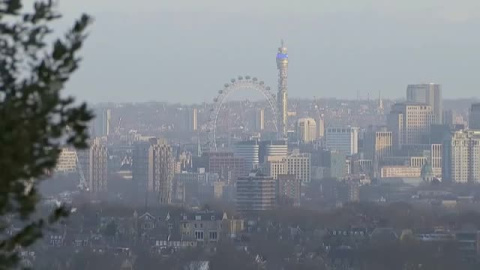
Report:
276,40,288,139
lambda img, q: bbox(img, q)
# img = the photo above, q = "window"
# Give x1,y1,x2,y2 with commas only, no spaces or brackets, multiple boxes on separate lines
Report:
209,231,218,241
195,231,204,240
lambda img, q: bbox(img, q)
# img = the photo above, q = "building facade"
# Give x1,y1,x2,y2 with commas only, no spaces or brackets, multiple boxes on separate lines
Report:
443,130,480,183
364,128,393,162
236,172,276,211
207,152,247,182
55,148,78,174
234,141,260,171
380,166,422,178
132,138,174,204
77,138,108,192
264,156,288,179
321,150,346,180
259,140,288,164
179,211,244,243
286,152,311,183
406,83,442,124
296,117,317,143
185,107,198,132
317,116,325,139
277,174,301,207
173,171,219,204
325,126,359,155
388,103,434,149
93,108,111,137
469,103,480,130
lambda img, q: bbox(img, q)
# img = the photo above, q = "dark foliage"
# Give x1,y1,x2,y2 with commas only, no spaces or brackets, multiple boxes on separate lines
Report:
0,0,91,267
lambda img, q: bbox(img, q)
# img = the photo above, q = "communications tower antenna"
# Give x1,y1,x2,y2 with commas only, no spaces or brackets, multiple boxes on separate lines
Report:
276,40,289,139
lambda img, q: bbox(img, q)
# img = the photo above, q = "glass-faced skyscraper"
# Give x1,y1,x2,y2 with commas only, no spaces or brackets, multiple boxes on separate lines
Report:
276,41,288,139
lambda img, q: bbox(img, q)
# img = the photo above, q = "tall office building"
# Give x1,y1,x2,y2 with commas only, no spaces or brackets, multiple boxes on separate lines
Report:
77,138,108,192
133,138,174,204
259,140,288,164
286,152,311,183
173,171,219,203
296,118,317,143
255,108,265,131
236,172,276,212
469,103,480,130
364,127,393,161
430,144,443,174
317,116,325,139
443,110,455,126
93,108,111,137
321,150,346,180
364,127,393,176
387,103,434,149
234,141,260,171
276,41,289,139
206,152,247,182
186,107,198,132
325,126,359,155
264,156,288,179
406,83,442,123
430,124,452,144
277,174,301,207
443,130,480,183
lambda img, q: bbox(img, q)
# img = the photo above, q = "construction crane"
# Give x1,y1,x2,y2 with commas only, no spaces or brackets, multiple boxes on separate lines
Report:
63,125,90,192
115,116,122,136
313,96,324,120
75,151,89,191
313,96,326,144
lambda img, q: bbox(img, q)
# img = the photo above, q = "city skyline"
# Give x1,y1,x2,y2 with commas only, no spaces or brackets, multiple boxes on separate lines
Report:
7,1,480,269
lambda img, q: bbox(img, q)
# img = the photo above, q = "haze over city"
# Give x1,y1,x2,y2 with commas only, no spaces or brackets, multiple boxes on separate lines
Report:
6,1,480,269
58,0,480,103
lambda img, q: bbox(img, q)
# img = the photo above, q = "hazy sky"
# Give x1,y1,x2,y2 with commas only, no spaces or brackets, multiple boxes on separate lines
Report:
58,0,480,104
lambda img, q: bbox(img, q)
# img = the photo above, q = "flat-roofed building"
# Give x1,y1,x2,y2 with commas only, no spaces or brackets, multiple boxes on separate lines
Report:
236,172,276,212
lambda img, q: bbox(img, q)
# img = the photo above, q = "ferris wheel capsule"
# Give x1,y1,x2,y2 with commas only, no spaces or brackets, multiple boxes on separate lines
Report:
253,77,258,82
218,90,223,94
245,75,251,80
224,83,229,88
213,98,218,102
238,76,243,80
259,81,264,85
266,86,271,91
231,79,235,83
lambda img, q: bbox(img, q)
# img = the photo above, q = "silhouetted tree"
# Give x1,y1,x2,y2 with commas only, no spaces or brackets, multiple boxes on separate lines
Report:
0,0,92,267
